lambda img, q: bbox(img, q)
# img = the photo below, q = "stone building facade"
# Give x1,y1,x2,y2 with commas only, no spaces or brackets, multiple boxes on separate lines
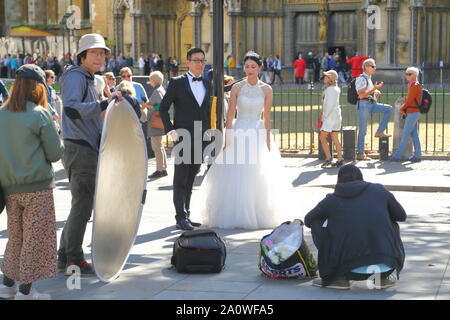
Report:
1,0,449,81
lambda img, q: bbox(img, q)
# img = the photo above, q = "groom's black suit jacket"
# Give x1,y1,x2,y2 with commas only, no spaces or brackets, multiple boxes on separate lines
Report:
160,73,212,138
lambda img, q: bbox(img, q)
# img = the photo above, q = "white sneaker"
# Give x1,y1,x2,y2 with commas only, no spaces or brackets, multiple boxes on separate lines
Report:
0,284,17,299
14,288,52,300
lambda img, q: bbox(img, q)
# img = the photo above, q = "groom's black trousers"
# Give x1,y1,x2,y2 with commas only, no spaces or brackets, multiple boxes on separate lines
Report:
173,163,201,222
172,133,212,223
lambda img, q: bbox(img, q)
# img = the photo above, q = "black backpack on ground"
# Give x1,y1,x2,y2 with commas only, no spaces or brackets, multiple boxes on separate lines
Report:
171,229,226,273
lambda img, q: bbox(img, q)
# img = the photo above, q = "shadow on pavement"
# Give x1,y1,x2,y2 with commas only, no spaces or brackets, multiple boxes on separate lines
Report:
291,169,338,187
134,226,181,246
298,159,325,168
373,161,414,175
122,254,162,272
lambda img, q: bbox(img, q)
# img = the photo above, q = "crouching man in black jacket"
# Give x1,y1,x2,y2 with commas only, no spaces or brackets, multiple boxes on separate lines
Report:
305,164,406,290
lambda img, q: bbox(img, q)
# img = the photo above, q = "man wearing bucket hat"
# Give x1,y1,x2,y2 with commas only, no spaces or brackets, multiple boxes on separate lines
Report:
57,34,122,276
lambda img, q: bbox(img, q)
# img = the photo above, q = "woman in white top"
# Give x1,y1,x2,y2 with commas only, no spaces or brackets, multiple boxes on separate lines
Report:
319,70,343,168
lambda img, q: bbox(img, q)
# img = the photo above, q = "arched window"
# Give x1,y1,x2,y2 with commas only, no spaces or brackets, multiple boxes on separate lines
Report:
83,0,91,21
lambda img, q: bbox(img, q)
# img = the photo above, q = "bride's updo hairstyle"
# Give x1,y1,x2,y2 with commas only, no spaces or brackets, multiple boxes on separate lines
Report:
243,51,263,67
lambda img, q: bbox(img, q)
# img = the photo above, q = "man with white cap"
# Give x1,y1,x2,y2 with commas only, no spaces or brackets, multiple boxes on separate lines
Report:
57,34,122,276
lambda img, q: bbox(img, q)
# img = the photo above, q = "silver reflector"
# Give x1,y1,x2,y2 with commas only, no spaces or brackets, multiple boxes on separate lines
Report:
92,99,148,282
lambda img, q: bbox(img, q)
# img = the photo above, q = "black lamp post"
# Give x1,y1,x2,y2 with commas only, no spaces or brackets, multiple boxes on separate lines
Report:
187,0,224,132
212,0,224,132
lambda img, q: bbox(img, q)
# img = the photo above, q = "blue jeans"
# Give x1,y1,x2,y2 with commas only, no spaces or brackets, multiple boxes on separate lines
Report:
391,112,421,159
357,100,392,155
338,71,346,84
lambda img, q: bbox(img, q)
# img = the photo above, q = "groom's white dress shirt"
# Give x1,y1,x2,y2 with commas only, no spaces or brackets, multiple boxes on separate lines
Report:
187,72,206,107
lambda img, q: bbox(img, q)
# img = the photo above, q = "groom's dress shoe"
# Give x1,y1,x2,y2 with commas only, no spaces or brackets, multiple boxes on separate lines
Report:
176,219,194,231
186,211,201,227
188,219,202,227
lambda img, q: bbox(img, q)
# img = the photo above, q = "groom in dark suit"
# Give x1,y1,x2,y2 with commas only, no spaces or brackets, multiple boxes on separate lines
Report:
160,48,212,230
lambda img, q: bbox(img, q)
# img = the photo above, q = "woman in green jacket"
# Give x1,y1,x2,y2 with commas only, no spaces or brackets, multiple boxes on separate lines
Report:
0,65,64,300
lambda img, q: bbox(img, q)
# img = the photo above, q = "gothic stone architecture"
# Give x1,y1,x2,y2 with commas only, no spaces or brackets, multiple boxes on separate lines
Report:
1,0,449,81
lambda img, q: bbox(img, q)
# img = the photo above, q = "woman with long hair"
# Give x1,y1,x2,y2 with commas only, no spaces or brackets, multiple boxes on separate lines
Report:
0,65,64,300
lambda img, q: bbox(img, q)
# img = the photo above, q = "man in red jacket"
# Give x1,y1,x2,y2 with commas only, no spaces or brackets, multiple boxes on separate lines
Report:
293,53,306,85
346,53,369,79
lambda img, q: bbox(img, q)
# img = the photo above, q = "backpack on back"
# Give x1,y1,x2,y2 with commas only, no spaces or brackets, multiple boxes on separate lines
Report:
171,229,226,273
347,74,368,105
415,85,432,114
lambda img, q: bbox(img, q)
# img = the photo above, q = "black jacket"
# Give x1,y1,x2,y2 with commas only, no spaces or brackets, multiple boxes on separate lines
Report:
123,95,141,120
159,73,212,136
304,181,406,283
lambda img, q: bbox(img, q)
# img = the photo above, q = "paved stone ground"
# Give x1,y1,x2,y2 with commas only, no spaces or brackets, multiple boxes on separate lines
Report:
0,157,449,300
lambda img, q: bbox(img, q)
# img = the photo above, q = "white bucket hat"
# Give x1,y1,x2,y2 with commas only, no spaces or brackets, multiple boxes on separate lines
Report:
76,33,110,56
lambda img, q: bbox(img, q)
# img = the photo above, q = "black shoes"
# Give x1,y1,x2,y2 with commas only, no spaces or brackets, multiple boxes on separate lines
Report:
176,217,202,230
188,219,202,227
321,159,345,168
176,219,194,231
333,160,344,168
148,170,168,179
186,210,202,227
321,160,333,168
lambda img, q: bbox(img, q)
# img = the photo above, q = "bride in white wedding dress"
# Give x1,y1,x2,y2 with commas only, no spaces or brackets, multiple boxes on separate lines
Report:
192,52,295,230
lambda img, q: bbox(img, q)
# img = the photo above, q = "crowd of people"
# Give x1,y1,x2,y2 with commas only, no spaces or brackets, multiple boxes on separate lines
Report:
0,51,181,82
0,33,424,299
223,49,367,87
292,49,368,86
1,53,65,80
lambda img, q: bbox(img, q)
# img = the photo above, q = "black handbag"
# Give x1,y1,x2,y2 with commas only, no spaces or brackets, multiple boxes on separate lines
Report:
171,229,226,273
0,186,5,214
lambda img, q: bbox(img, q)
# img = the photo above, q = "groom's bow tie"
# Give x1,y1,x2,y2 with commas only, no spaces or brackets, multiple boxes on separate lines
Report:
192,76,203,82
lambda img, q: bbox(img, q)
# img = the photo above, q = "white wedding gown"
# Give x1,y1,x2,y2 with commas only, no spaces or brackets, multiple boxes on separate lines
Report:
192,80,295,230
